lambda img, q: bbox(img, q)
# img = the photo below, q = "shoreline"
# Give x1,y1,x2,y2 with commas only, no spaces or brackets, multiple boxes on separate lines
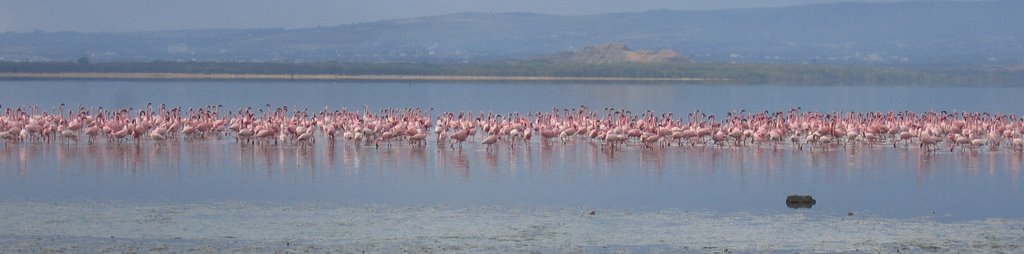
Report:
0,72,715,82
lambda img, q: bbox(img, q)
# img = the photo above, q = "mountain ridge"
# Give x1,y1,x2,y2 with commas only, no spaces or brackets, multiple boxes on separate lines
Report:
0,0,1020,66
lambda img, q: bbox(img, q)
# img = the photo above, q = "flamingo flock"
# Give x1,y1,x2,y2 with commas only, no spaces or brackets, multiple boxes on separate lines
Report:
2,104,1024,152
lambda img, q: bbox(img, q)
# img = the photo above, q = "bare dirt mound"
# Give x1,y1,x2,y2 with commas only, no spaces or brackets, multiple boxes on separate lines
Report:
540,43,692,64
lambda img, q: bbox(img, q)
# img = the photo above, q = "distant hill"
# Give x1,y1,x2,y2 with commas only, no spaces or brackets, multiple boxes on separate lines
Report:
0,0,1021,66
537,43,691,64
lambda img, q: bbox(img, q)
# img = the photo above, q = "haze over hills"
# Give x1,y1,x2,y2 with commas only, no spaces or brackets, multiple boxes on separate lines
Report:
0,0,1021,66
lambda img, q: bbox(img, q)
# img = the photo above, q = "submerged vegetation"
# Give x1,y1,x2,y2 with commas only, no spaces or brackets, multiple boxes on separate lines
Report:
0,61,1020,84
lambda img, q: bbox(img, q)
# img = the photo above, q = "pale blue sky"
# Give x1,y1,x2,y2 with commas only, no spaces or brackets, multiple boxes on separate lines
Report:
0,0,984,32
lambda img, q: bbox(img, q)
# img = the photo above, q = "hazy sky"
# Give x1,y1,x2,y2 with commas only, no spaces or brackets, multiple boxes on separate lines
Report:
0,0,970,32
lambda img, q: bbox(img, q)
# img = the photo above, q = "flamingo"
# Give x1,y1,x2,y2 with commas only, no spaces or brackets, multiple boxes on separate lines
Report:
450,128,469,149
481,134,498,150
4,104,1023,155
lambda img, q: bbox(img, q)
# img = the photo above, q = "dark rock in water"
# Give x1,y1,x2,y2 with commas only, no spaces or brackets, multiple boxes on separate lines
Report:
589,211,596,215
786,195,816,209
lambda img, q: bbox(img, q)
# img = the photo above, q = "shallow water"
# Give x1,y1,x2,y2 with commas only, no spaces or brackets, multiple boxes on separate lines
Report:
3,201,1022,253
1,80,1023,221
3,80,1022,115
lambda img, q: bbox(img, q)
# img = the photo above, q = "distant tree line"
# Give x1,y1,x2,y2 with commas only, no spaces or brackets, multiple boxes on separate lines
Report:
0,60,1019,85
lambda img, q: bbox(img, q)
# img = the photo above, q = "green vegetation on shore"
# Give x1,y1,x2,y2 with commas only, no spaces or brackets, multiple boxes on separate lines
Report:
0,61,1019,84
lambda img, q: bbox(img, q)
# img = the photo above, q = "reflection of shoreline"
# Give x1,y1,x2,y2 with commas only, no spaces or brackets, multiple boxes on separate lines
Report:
0,72,711,82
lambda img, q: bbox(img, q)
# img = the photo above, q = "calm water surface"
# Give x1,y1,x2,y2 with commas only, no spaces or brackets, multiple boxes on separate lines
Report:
1,80,1022,221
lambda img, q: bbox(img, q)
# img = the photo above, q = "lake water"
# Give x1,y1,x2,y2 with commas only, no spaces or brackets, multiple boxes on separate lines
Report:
1,80,1023,221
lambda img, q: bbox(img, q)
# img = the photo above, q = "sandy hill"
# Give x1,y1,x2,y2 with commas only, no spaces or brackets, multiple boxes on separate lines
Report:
539,43,691,64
